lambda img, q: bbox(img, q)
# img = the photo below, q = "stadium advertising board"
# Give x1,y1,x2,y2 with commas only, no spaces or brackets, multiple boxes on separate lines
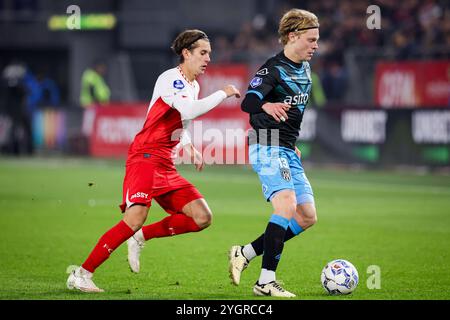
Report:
375,61,449,108
88,103,146,157
298,108,450,166
32,109,67,150
2,104,448,166
412,110,450,144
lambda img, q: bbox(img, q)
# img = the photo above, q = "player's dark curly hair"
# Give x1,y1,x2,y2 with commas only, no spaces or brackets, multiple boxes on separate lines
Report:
171,29,210,63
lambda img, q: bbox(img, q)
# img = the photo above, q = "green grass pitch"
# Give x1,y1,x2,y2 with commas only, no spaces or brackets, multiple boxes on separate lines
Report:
0,157,449,300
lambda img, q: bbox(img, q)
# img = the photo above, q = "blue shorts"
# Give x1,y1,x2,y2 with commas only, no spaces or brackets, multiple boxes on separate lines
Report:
249,144,314,204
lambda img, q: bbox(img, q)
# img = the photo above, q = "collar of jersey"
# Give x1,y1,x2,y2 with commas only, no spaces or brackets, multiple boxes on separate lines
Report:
278,51,303,69
177,66,195,87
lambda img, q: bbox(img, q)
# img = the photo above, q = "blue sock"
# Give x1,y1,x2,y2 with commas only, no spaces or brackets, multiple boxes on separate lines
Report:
288,218,304,236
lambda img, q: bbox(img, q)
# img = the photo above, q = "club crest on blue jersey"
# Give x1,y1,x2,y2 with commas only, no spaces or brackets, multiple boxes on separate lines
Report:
173,79,185,89
250,77,263,88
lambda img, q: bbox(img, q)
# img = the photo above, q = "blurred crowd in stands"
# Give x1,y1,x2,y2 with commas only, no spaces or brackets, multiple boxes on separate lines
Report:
1,0,448,118
213,0,449,103
0,58,111,154
0,61,61,154
214,0,448,62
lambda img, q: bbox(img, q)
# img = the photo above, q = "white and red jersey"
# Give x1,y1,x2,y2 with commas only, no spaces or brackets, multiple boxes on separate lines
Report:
127,66,226,163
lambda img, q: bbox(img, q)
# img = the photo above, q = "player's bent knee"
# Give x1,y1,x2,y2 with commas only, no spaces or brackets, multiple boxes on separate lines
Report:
123,217,145,232
182,198,212,229
276,203,297,219
307,214,318,227
305,209,318,227
287,206,298,219
195,210,212,229
123,204,148,231
298,203,317,228
272,191,297,218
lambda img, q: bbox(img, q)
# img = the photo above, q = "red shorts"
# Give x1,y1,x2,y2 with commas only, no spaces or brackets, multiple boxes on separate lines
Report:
119,159,203,214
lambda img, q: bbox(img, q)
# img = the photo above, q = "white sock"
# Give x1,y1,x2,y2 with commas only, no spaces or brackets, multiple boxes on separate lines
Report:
242,244,257,261
258,268,276,285
134,228,145,242
79,266,93,277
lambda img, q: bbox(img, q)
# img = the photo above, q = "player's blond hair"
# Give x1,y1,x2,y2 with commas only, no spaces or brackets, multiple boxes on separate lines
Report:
171,29,209,63
278,9,319,45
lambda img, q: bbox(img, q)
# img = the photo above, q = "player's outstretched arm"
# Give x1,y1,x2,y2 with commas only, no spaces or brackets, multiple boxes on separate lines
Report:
222,85,241,98
169,84,240,120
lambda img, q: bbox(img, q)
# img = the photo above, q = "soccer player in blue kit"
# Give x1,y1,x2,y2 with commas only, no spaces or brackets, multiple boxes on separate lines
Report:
228,8,320,297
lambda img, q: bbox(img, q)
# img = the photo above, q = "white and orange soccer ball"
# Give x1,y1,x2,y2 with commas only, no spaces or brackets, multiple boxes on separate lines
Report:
321,259,359,295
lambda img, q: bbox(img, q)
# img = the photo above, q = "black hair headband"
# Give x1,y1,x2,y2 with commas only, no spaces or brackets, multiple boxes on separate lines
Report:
185,33,209,49
290,26,319,32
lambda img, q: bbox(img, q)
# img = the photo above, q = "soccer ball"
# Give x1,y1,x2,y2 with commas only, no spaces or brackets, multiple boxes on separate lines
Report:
321,259,359,295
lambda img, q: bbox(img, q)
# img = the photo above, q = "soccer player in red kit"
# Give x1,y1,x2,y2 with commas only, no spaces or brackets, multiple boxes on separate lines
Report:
67,29,240,292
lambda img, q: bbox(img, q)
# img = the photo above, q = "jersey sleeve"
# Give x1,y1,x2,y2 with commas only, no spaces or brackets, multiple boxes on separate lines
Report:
158,71,226,120
245,65,278,100
157,71,192,108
